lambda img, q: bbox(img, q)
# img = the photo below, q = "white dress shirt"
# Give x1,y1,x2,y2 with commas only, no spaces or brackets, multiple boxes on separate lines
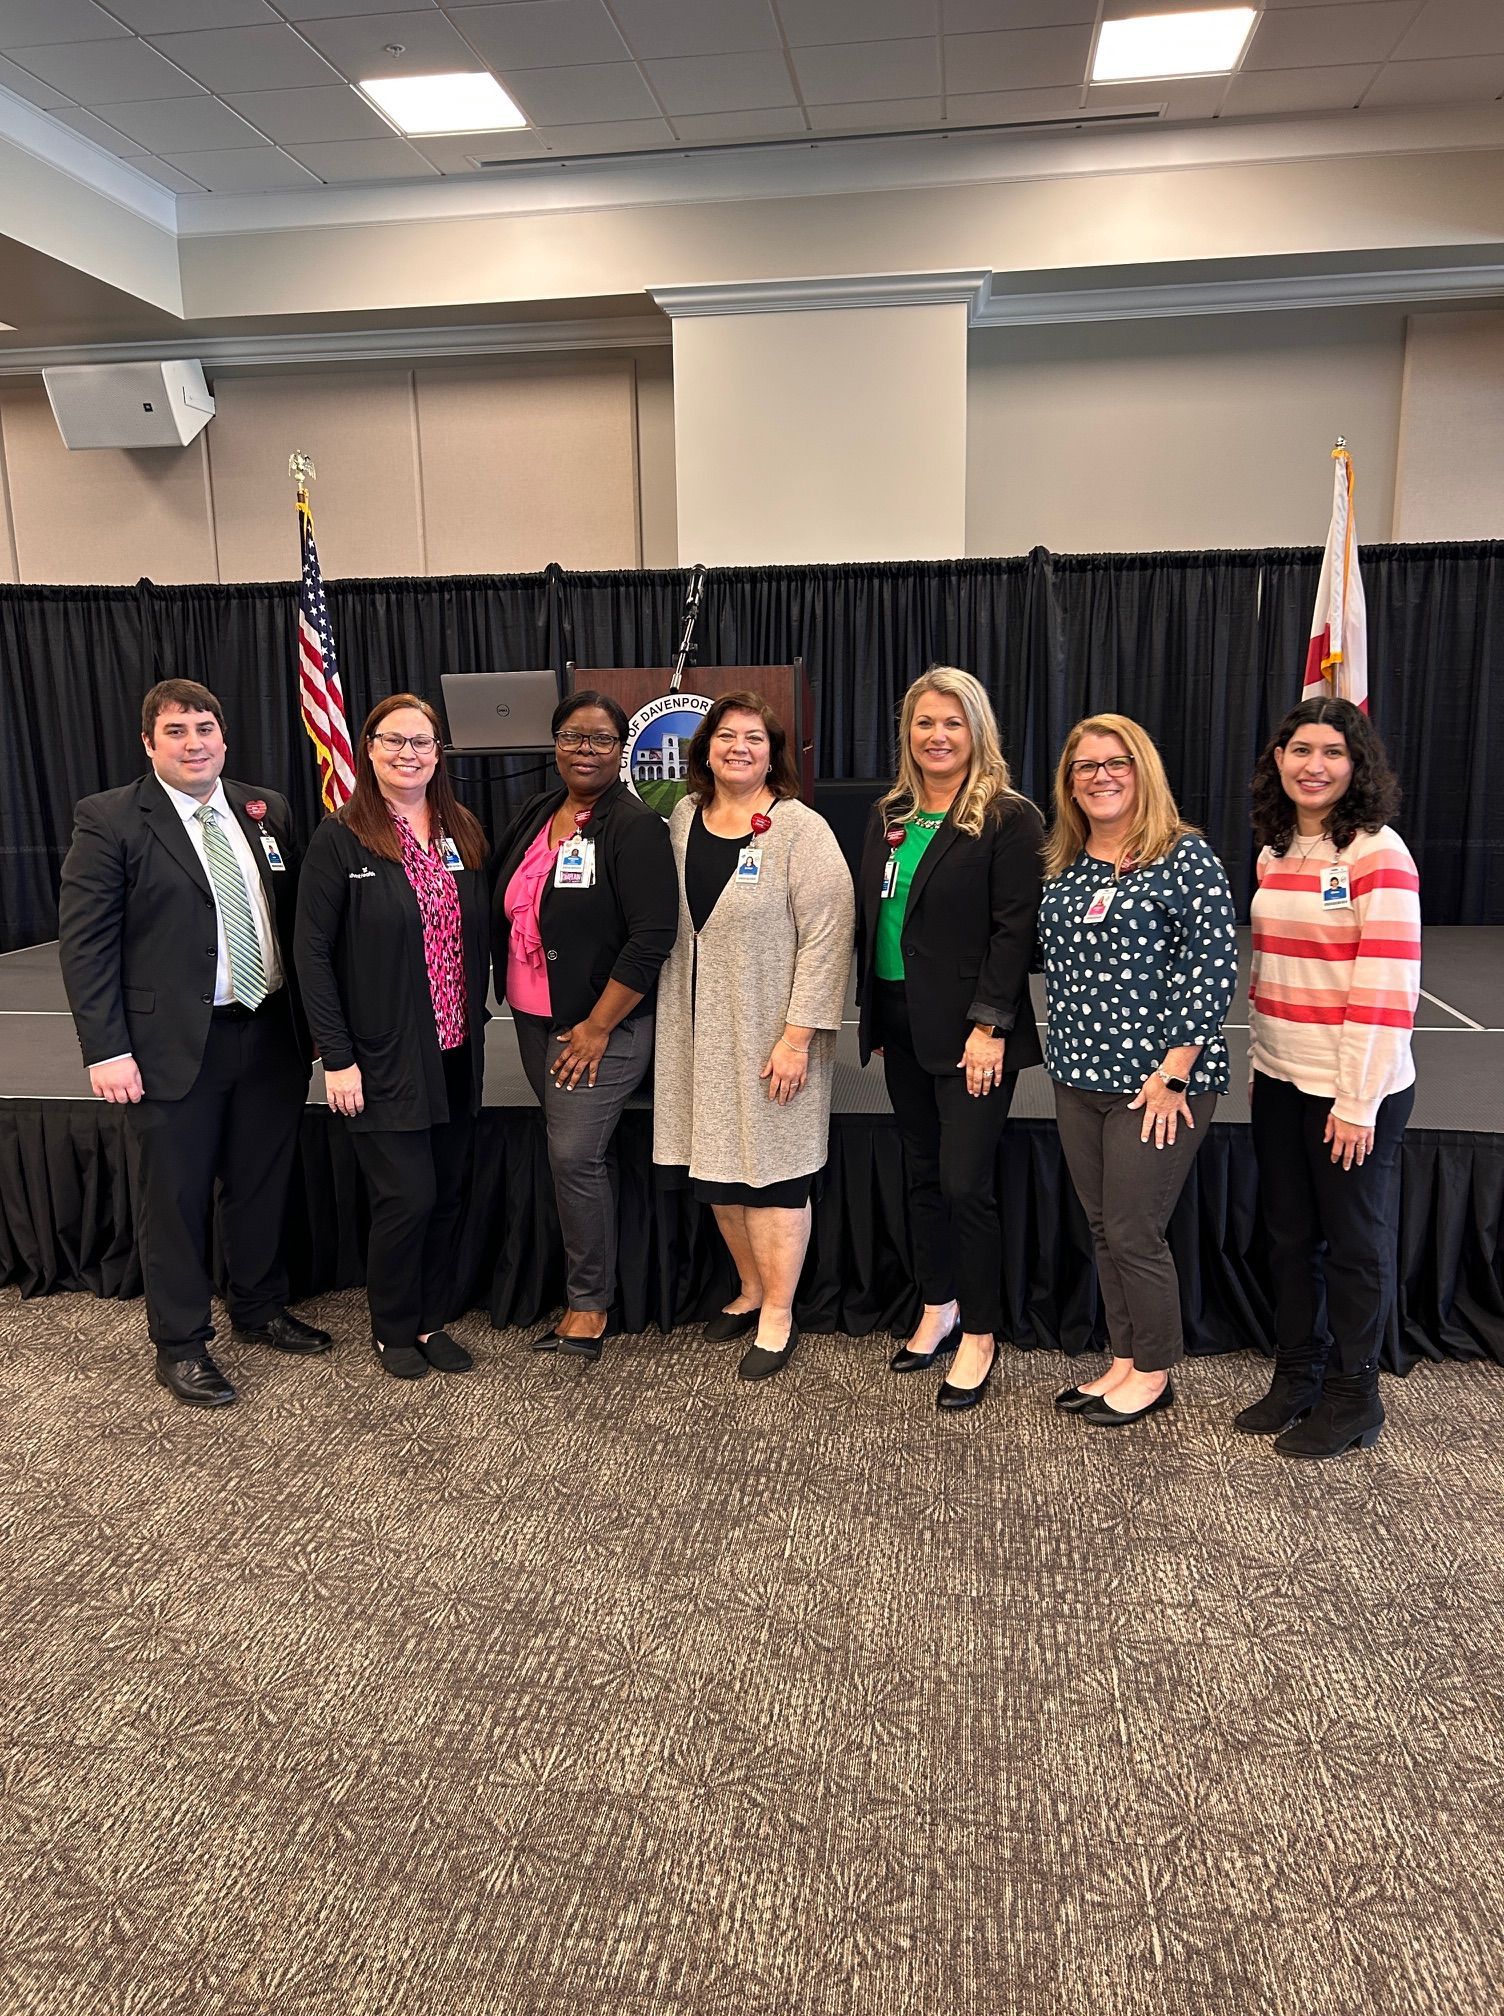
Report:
158,774,283,1004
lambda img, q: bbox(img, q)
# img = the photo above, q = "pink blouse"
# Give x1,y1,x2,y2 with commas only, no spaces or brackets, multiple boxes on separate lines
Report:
504,820,556,1018
393,813,468,1051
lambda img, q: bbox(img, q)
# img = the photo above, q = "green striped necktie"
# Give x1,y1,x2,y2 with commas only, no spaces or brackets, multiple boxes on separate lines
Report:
194,806,268,1011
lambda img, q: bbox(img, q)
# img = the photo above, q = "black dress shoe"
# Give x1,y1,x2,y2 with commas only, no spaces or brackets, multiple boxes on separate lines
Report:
372,1338,429,1380
1079,1381,1175,1428
704,1306,761,1342
418,1329,473,1373
937,1342,997,1413
556,1315,618,1363
1054,1385,1101,1413
234,1310,333,1355
156,1354,236,1408
890,1322,961,1374
738,1326,798,1381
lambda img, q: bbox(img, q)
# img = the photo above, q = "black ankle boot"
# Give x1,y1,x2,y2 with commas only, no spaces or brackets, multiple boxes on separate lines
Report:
1233,1367,1324,1436
1273,1372,1383,1460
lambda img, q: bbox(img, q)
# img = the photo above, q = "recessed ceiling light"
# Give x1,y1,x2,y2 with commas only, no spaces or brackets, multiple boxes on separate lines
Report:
1092,7,1256,84
358,72,527,137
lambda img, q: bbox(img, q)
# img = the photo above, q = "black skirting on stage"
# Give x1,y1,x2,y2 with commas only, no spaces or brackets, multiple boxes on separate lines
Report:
3,1100,1500,1375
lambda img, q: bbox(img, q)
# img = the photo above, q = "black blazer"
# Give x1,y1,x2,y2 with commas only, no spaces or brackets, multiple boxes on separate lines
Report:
58,772,309,1102
854,795,1045,1074
293,817,491,1131
491,780,678,1029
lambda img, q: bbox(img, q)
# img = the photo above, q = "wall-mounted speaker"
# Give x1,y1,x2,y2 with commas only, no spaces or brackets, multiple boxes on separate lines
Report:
42,360,215,450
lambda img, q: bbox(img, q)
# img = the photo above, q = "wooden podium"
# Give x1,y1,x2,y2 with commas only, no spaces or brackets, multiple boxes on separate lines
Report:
567,660,814,799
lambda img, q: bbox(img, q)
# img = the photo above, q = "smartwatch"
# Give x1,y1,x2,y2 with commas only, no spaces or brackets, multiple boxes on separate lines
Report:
1158,1069,1190,1093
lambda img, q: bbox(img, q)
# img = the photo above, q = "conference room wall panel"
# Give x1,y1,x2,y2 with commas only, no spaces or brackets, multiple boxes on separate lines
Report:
1394,310,1504,540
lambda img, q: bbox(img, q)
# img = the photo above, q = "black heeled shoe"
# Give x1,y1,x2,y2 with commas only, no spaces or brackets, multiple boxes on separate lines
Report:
1078,1381,1175,1428
704,1305,761,1343
890,1322,961,1375
556,1314,619,1363
936,1341,997,1413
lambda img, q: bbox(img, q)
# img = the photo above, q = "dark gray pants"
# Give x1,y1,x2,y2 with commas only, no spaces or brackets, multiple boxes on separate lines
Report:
1053,1079,1218,1372
513,1010,654,1311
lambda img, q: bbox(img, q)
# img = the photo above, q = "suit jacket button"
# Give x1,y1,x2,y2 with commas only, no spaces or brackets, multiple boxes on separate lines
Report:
201,993,212,1003
903,943,916,957
545,949,557,962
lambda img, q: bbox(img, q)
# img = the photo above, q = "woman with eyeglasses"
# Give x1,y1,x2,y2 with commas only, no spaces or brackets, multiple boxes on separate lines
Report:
492,690,678,1359
295,693,491,1380
1036,715,1237,1427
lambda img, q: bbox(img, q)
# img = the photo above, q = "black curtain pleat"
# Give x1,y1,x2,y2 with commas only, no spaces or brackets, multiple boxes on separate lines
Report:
2,542,1502,949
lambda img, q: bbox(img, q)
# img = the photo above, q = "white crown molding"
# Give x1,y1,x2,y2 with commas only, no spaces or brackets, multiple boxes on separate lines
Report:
978,263,1504,326
651,272,991,319
0,82,177,232
0,314,671,376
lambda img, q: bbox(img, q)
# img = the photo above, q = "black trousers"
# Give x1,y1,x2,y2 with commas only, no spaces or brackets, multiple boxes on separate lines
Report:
1250,1070,1414,1382
876,980,1015,1335
127,994,308,1361
349,1045,476,1352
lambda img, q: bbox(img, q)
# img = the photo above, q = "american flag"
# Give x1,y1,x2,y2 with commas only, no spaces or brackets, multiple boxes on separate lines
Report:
297,493,355,810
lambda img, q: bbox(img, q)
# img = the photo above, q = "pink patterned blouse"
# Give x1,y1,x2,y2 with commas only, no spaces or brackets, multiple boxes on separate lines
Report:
503,820,556,1018
393,812,468,1051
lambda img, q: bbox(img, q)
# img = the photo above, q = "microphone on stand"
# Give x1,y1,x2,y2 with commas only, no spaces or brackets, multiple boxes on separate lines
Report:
669,564,706,693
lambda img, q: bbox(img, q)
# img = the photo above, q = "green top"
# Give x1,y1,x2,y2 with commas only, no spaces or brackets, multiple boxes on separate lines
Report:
874,812,946,980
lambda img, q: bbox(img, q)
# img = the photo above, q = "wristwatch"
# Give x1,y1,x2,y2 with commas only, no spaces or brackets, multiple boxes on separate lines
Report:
1157,1069,1190,1093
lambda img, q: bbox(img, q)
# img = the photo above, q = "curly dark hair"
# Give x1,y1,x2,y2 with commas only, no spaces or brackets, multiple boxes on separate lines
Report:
1250,697,1401,854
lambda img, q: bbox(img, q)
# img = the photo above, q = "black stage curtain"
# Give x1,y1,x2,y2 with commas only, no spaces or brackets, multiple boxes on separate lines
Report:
3,543,1501,949
2,1103,1500,1373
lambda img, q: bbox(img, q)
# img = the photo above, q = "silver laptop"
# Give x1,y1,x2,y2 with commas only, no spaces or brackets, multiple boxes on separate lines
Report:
441,671,559,750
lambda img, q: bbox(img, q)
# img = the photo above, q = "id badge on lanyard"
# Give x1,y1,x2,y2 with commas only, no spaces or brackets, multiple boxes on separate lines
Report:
258,832,286,872
1321,864,1352,910
555,836,595,889
439,835,463,873
1082,885,1116,926
735,846,762,885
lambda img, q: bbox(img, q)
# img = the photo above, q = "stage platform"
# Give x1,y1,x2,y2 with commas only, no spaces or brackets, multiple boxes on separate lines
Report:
3,935,1502,1370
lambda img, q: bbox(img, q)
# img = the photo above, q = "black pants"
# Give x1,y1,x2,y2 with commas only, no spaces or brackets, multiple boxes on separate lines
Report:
1250,1070,1413,1382
876,980,1015,1335
127,995,308,1361
350,1045,476,1352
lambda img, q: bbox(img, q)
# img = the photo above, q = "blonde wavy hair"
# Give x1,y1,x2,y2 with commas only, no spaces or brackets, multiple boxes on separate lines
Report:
876,667,1017,839
1043,713,1196,879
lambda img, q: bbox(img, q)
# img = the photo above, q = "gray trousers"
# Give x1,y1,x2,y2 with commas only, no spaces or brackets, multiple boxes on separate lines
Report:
513,1010,654,1311
1053,1079,1218,1373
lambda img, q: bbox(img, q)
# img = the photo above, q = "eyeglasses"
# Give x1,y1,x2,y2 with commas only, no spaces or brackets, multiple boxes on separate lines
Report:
1068,756,1135,781
555,730,621,753
372,731,437,754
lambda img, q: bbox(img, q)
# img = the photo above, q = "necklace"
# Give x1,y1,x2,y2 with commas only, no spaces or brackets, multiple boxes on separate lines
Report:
1291,832,1331,866
911,811,945,831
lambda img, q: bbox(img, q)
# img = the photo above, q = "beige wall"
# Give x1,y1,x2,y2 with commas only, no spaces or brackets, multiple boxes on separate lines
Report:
634,346,678,570
0,353,643,585
966,307,1408,556
1394,309,1504,540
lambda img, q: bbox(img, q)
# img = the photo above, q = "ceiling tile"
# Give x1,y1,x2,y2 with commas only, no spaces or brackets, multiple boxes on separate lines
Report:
1222,61,1381,114
806,95,942,129
47,105,151,154
149,25,344,92
453,1,629,69
504,61,659,122
222,84,394,141
296,9,481,81
793,37,940,103
412,127,546,169
670,106,808,139
1093,74,1227,119
944,0,1092,28
162,144,321,189
535,115,676,151
0,50,71,105
278,0,443,16
285,134,439,179
1246,3,1419,70
942,25,1092,93
127,155,207,191
780,0,937,45
0,0,128,50
945,84,1087,124
105,0,278,31
7,38,203,102
93,92,268,150
1362,51,1504,100
641,51,797,113
606,0,781,58
1392,0,1504,60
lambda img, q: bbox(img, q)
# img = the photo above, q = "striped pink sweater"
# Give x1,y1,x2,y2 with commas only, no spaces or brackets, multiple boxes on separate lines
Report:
1248,824,1420,1127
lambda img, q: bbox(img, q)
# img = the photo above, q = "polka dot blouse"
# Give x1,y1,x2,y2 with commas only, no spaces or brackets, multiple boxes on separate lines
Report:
1037,834,1237,1096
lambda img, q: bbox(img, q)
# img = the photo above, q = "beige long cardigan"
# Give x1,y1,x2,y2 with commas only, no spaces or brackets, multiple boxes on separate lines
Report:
653,794,856,1189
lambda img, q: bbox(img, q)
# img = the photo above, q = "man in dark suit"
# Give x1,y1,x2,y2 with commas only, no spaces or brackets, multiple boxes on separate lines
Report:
58,678,331,1407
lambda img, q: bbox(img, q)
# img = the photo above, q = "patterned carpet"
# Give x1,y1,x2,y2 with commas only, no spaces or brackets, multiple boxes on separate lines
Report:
2,1284,1502,2016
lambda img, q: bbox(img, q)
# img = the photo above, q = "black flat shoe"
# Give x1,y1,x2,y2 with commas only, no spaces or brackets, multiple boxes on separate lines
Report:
418,1329,473,1373
1054,1385,1102,1413
234,1309,333,1355
155,1353,236,1409
937,1343,997,1413
556,1315,618,1364
1079,1381,1174,1428
738,1327,798,1381
890,1322,961,1374
373,1338,429,1380
704,1306,761,1342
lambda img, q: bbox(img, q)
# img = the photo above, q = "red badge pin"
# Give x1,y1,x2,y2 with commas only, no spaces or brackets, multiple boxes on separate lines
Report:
750,811,772,836
245,799,267,823
884,825,905,851
573,806,593,833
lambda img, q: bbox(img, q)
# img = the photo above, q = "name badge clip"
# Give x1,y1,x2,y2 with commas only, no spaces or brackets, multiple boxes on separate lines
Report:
259,832,286,872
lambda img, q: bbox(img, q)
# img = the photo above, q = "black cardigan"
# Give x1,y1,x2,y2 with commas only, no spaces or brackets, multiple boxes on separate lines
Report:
293,817,491,1130
854,794,1045,1075
491,780,678,1029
